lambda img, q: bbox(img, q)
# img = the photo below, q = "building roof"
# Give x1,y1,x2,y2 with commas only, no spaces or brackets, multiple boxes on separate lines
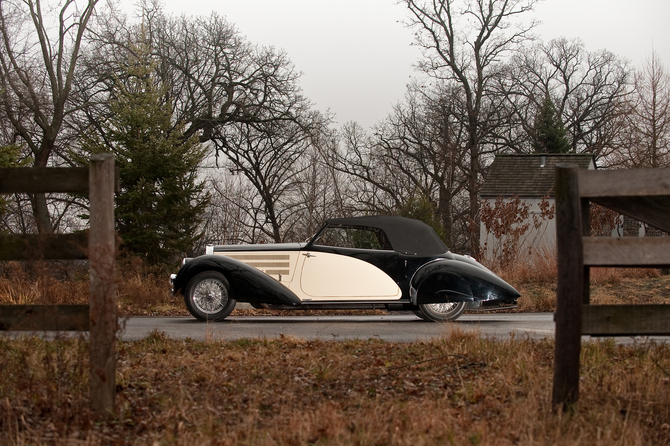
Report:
326,215,448,256
480,154,595,198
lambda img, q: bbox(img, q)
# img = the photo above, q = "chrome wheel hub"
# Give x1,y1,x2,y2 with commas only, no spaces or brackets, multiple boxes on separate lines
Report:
192,279,228,314
426,302,459,313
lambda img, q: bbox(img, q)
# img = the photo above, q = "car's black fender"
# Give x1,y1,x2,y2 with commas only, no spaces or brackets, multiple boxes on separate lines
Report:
172,255,301,306
410,255,520,305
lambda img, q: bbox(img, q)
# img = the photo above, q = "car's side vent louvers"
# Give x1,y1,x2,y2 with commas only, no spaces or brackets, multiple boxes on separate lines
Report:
227,254,291,276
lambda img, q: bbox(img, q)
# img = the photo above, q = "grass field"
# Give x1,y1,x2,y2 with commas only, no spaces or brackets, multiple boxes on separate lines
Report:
2,331,670,445
1,259,670,444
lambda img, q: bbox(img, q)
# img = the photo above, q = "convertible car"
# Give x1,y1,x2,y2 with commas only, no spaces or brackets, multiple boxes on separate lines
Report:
171,215,520,322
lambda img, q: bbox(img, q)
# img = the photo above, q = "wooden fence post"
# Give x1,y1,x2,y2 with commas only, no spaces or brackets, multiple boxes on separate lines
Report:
552,164,584,409
88,153,117,415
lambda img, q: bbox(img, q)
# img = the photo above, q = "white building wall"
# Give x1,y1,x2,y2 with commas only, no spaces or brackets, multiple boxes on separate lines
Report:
479,196,625,263
479,197,557,262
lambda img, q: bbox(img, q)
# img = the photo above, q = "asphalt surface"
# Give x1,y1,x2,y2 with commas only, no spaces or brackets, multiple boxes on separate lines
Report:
118,313,556,342
5,312,668,344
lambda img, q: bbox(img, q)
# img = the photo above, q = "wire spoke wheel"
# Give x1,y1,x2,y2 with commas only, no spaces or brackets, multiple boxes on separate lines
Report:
184,272,236,321
192,278,229,314
426,302,461,313
417,301,467,322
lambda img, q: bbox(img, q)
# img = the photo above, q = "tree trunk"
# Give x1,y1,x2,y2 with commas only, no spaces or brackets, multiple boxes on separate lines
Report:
467,123,481,257
437,184,452,247
29,193,53,234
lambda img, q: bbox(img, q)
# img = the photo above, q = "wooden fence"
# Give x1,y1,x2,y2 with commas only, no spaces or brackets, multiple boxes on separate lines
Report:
0,154,117,416
552,164,670,408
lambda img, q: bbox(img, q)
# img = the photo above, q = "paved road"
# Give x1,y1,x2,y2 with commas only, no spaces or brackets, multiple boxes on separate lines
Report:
5,313,668,343
119,313,557,342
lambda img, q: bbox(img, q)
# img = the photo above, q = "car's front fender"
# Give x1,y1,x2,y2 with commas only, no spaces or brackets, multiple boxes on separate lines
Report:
173,255,301,306
410,257,520,305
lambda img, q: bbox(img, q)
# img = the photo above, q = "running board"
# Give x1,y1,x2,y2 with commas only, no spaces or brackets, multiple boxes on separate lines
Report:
254,301,411,311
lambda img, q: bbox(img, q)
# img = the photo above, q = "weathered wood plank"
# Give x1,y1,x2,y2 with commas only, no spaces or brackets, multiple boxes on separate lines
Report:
581,198,591,305
0,233,88,260
88,154,117,416
579,168,670,198
590,196,670,234
0,167,89,193
583,305,670,336
583,237,670,267
553,164,585,408
0,305,89,331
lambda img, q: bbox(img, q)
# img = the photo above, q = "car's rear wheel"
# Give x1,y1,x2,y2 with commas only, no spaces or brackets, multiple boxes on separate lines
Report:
416,302,467,322
413,309,430,321
184,271,236,322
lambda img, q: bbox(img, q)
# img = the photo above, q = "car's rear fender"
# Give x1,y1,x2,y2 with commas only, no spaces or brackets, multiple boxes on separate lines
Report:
173,255,301,306
410,258,520,305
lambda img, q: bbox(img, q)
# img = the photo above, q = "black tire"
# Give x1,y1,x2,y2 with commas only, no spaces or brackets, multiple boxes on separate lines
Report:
412,309,430,321
184,271,236,322
416,302,467,322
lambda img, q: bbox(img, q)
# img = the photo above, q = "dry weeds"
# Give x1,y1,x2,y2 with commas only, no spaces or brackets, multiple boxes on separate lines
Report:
1,331,670,445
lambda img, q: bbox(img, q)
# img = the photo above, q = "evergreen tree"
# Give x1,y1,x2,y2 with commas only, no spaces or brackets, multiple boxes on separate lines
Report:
531,94,571,154
83,38,209,265
398,193,447,242
0,144,29,224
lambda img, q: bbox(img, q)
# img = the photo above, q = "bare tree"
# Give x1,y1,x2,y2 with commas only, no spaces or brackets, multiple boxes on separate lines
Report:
0,0,99,233
498,38,632,161
200,172,258,247
403,0,538,254
372,82,469,247
143,10,310,148
613,51,670,168
76,4,313,157
218,112,329,243
291,130,349,239
333,121,411,216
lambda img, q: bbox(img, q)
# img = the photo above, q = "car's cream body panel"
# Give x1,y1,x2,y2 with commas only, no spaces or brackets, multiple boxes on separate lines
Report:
212,250,402,301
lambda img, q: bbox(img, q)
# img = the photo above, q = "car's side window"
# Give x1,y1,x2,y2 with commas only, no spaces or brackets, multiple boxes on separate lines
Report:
313,227,392,250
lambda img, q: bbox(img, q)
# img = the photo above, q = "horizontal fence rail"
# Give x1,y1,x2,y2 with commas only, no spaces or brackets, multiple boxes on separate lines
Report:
578,168,670,197
0,166,119,194
0,167,90,193
0,232,88,260
583,237,670,267
0,305,90,331
582,305,670,336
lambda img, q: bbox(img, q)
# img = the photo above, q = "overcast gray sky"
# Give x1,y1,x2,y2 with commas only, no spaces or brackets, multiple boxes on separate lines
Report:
123,0,670,129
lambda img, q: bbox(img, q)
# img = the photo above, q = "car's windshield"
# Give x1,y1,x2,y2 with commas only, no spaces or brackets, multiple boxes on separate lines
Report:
312,226,393,250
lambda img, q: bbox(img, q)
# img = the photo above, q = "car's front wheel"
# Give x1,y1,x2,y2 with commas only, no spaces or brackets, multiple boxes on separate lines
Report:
184,271,236,322
415,302,467,322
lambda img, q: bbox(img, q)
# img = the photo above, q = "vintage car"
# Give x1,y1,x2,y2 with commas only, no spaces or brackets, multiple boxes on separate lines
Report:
171,215,520,322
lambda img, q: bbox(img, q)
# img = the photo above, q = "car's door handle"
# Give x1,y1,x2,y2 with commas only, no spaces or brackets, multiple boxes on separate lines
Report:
303,253,316,258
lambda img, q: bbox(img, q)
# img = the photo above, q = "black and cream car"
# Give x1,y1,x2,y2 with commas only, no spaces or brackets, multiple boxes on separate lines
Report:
171,216,520,322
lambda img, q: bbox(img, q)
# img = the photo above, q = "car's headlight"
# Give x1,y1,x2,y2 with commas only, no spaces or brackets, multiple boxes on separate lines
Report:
169,274,177,293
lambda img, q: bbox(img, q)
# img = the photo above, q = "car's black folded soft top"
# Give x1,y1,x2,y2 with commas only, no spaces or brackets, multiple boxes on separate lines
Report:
325,215,448,256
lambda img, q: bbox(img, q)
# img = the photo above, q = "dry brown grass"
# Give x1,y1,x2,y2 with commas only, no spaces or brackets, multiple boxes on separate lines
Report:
489,248,670,312
1,331,670,445
0,259,188,316
0,261,89,305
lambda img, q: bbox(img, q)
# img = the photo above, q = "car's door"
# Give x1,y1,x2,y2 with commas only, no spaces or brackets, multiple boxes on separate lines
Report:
298,226,402,301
